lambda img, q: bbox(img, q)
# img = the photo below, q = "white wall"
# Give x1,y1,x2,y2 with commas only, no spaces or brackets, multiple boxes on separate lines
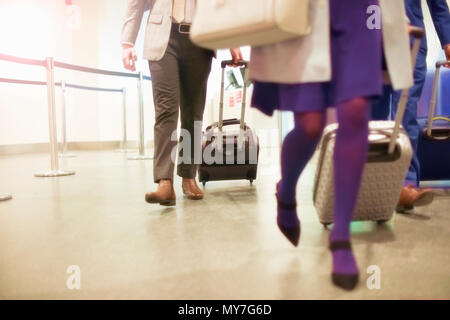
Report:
0,0,448,148
0,0,73,145
0,0,151,146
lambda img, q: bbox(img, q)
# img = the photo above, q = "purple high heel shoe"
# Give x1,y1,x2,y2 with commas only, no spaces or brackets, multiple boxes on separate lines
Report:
276,183,300,247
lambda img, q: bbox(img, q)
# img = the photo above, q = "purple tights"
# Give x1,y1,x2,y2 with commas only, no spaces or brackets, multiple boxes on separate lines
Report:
278,98,370,280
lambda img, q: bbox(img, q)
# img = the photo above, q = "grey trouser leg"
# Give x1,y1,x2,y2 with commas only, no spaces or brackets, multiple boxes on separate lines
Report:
149,26,213,182
177,40,213,178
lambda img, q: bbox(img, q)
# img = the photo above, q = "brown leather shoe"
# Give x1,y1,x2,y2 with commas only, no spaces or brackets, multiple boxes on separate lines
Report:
145,179,176,206
182,178,204,200
396,185,434,213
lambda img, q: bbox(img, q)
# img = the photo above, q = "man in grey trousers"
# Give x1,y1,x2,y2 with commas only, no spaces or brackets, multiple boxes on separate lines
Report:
122,0,241,206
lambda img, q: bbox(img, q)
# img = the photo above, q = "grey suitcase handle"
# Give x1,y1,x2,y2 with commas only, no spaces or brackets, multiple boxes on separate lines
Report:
388,26,425,154
218,60,250,132
426,60,450,137
221,60,249,68
206,118,249,132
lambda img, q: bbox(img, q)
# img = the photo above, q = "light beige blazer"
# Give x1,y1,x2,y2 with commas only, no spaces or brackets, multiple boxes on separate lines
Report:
122,0,181,61
249,0,414,90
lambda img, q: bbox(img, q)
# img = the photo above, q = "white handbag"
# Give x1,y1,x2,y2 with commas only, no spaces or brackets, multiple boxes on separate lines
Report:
190,0,310,50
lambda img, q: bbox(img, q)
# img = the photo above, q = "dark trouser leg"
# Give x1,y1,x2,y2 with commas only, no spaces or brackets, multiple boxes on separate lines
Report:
177,46,212,179
149,50,180,183
371,85,393,120
391,48,427,187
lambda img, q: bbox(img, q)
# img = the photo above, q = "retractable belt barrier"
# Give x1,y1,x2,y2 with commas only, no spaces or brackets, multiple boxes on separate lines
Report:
0,53,153,178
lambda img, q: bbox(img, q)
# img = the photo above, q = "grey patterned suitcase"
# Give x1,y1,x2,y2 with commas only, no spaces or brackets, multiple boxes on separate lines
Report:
313,122,413,226
313,27,424,226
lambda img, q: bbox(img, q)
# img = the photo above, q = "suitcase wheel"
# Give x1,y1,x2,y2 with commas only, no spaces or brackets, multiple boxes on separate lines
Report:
249,179,253,185
202,181,206,187
377,219,389,224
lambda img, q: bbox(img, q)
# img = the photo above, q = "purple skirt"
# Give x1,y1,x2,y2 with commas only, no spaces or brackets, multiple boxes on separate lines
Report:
251,0,383,116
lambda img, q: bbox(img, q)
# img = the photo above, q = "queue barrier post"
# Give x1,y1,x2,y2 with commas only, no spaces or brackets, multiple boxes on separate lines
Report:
1,53,153,164
115,87,134,153
121,87,128,150
59,80,76,158
34,57,75,177
128,71,152,160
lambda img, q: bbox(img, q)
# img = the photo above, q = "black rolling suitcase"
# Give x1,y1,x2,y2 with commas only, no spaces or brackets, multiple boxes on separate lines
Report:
198,60,259,186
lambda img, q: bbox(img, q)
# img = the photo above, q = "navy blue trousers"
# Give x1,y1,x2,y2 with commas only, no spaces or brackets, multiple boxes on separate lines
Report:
371,47,427,187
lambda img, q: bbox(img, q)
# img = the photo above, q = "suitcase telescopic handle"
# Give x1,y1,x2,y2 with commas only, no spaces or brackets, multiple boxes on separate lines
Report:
221,60,249,69
206,118,248,132
388,27,425,154
426,60,450,137
436,61,450,68
218,60,250,133
408,26,425,39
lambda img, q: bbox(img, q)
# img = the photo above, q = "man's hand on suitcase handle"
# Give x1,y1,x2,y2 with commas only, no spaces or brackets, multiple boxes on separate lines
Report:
229,47,243,67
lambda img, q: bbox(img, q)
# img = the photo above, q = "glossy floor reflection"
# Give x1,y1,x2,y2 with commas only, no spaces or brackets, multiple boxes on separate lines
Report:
0,150,449,299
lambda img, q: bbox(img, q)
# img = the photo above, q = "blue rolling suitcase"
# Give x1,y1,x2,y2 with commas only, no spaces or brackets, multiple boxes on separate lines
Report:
417,60,450,182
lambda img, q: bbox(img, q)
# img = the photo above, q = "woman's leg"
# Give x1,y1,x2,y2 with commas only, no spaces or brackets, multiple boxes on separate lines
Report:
277,111,325,246
331,97,370,289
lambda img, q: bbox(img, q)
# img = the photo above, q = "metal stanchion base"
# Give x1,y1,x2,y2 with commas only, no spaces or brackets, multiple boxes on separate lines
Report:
59,153,77,158
128,155,153,160
0,194,12,201
34,170,76,177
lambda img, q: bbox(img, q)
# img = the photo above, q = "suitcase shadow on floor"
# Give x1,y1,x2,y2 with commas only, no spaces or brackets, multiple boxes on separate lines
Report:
395,211,431,221
144,186,259,217
202,185,258,202
346,221,397,244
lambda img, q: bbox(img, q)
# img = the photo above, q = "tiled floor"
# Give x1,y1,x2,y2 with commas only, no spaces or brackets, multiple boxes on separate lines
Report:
0,149,449,299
